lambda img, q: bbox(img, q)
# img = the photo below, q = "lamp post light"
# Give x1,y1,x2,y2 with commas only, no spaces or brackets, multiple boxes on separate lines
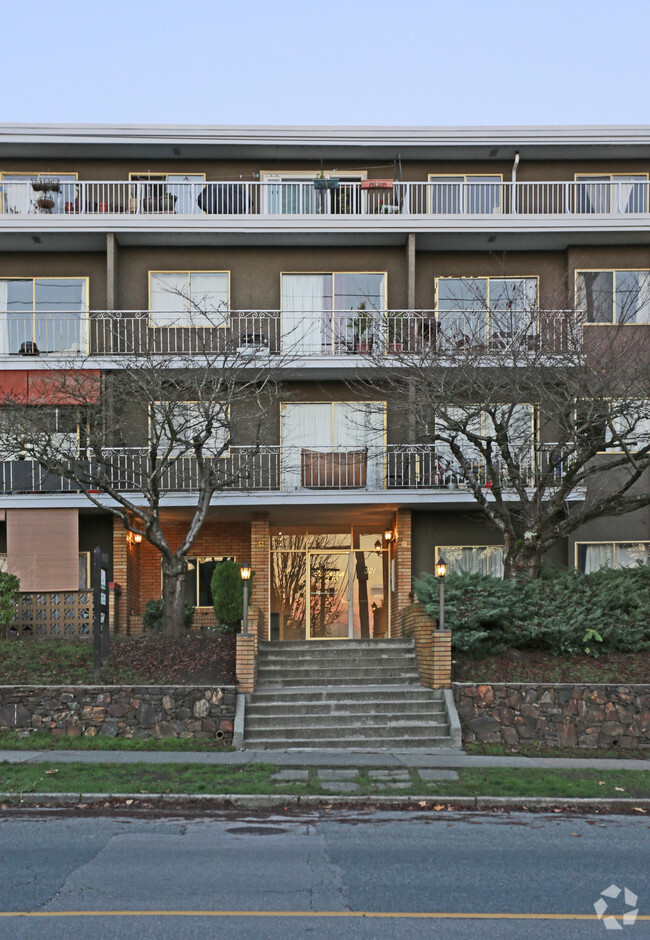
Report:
435,557,447,631
240,562,251,636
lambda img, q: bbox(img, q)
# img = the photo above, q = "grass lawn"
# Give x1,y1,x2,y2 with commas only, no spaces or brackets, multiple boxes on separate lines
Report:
0,762,649,800
464,742,650,760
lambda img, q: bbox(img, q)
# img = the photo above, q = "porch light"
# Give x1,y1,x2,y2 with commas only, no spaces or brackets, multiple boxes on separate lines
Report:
133,533,142,544
384,528,394,543
240,562,251,636
374,539,382,552
436,556,447,632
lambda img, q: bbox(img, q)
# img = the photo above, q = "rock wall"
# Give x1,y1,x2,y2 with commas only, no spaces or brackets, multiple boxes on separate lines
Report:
453,684,650,750
0,687,236,743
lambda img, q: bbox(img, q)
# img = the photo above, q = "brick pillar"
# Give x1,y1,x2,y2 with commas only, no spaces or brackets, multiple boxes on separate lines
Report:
112,517,141,635
432,631,452,688
392,508,412,636
236,633,258,692
108,582,121,634
250,513,269,640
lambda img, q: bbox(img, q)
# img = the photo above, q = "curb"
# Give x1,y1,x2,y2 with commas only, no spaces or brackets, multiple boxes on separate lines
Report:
2,793,649,813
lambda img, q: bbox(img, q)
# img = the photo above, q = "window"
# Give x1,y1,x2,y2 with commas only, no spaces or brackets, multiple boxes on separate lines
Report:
0,173,78,215
0,277,87,356
281,273,386,354
149,271,229,327
575,175,647,214
435,545,504,578
151,401,229,458
281,401,386,489
576,270,650,325
576,542,650,573
436,404,535,460
575,400,650,454
427,175,502,214
129,173,205,215
261,171,365,215
436,276,538,344
183,556,235,607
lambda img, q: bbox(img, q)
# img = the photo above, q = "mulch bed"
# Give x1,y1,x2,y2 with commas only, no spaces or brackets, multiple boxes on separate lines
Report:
108,634,237,685
453,649,650,684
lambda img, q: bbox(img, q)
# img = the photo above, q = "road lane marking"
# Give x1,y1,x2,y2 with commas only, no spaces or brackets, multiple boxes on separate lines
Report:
1,911,650,920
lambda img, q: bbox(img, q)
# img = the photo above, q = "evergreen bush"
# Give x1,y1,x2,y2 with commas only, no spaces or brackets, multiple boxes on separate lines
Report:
211,561,254,633
0,571,20,640
414,565,650,658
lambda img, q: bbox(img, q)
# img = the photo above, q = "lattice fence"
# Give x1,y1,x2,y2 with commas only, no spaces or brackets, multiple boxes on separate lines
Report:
13,592,93,639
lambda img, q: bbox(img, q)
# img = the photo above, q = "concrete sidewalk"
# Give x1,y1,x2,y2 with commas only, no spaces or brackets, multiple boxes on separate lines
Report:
1,747,649,771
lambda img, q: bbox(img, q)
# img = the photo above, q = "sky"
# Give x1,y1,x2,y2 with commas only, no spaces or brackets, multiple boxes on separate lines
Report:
3,0,650,127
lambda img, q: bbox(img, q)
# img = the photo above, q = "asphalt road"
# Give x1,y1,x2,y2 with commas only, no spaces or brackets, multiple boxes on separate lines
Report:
0,809,648,939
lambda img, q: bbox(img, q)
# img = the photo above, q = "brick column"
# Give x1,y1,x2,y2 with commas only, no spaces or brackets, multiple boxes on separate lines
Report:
392,508,412,636
236,633,258,693
432,631,452,688
108,582,121,634
400,603,452,689
112,517,141,635
250,513,269,639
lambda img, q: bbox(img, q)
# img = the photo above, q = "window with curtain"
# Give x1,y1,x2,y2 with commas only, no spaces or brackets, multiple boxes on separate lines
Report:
281,273,385,353
576,270,650,324
281,401,386,489
576,542,650,573
0,278,87,355
149,272,229,327
575,175,647,214
151,401,228,458
435,404,535,475
437,546,504,577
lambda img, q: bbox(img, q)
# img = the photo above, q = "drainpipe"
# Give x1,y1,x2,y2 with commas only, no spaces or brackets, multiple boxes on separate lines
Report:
511,150,520,214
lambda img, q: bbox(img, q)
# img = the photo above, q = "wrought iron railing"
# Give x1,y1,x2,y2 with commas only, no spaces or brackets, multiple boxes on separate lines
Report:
0,444,569,495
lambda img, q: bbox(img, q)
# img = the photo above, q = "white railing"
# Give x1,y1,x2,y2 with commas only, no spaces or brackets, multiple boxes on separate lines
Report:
0,309,581,358
2,179,648,218
0,444,568,495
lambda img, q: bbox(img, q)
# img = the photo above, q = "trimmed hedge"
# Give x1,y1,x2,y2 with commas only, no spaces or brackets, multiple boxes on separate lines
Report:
414,565,650,657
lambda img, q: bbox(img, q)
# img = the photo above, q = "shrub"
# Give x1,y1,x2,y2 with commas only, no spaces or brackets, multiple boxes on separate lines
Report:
211,561,254,633
414,565,650,658
142,598,195,634
0,571,20,640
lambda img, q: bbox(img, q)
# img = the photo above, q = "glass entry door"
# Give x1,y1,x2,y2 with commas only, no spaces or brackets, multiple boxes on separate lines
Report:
308,551,351,638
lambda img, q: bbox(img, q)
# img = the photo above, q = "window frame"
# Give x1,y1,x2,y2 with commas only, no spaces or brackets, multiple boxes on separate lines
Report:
0,276,90,356
165,555,236,609
427,174,503,214
575,268,650,325
150,400,230,459
434,275,539,342
434,544,505,578
148,270,230,328
575,541,650,572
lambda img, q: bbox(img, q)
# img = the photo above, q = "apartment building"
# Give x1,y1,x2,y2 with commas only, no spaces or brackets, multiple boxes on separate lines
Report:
0,124,649,641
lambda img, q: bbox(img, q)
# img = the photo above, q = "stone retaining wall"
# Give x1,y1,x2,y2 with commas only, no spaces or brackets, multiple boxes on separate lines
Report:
453,684,650,749
0,687,236,743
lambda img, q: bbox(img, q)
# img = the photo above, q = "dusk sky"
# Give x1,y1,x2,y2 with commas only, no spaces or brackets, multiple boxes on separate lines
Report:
3,0,649,127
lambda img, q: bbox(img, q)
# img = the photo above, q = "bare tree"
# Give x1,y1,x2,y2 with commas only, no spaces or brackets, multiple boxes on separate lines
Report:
1,309,288,635
367,280,650,580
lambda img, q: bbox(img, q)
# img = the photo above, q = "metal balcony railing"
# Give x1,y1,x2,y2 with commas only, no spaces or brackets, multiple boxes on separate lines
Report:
0,309,583,358
0,444,569,495
1,179,648,218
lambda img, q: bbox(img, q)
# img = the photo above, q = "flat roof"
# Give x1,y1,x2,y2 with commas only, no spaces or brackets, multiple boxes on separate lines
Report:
1,124,649,161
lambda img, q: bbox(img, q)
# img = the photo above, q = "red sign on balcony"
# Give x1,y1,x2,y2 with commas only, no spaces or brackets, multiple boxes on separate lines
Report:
360,179,394,190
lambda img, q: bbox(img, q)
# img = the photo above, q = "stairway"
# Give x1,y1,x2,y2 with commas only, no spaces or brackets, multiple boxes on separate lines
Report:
243,639,455,749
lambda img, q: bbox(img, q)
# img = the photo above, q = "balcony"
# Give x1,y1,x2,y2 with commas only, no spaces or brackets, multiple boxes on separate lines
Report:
1,179,648,219
0,444,569,497
1,309,582,360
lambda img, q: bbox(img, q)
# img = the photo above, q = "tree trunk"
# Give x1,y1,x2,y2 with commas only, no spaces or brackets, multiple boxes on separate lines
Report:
503,535,543,582
161,554,188,637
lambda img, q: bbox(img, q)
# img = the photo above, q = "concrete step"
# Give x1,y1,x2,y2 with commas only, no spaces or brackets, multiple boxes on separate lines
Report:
246,712,448,731
249,686,445,704
244,733,455,749
257,664,421,679
246,701,446,719
256,675,422,689
258,651,417,667
259,640,414,651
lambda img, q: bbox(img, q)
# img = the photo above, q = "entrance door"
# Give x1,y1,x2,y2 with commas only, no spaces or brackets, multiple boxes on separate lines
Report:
308,551,352,639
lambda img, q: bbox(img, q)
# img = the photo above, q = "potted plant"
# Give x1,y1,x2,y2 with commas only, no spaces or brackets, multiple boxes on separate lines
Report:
32,178,60,213
313,172,340,192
